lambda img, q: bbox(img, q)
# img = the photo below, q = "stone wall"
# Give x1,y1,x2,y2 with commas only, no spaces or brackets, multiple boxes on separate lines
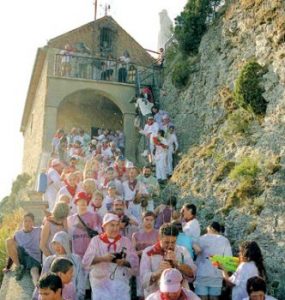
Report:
47,16,154,66
161,0,285,297
22,61,48,176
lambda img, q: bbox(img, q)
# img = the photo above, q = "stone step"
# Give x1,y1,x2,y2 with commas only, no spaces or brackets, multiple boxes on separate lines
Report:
0,271,34,300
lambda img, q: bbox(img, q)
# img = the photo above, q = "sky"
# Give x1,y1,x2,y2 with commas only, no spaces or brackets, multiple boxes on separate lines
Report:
0,0,187,200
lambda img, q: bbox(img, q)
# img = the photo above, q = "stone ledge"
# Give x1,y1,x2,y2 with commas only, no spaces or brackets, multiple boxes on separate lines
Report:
0,271,34,300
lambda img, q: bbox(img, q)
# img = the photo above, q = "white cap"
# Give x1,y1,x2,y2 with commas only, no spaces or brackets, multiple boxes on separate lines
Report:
159,268,183,293
102,213,120,227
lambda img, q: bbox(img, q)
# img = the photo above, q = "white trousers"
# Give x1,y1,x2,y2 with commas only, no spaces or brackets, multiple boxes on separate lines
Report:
155,152,167,180
167,150,174,175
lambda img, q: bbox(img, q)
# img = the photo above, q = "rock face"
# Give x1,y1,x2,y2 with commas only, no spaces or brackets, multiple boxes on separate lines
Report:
162,0,285,297
157,9,173,49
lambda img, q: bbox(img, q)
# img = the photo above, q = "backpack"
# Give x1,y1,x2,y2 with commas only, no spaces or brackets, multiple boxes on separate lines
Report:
36,172,48,193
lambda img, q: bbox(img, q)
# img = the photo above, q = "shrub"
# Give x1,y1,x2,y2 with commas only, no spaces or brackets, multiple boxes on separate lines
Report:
229,157,261,181
171,60,190,89
234,60,268,115
0,209,24,283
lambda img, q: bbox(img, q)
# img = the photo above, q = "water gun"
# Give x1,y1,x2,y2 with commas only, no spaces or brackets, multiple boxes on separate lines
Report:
210,255,239,273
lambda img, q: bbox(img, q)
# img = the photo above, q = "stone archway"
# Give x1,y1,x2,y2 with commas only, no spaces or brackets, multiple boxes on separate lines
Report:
57,89,123,135
44,78,137,161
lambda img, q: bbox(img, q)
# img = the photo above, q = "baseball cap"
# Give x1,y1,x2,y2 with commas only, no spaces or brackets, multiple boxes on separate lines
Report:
160,268,183,293
102,213,120,227
74,192,92,205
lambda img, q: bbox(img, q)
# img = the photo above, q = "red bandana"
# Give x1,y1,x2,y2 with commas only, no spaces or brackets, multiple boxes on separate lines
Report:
128,179,137,191
160,290,187,300
114,164,126,178
147,242,164,256
91,203,101,212
65,181,77,197
153,136,168,149
99,233,122,252
103,178,110,188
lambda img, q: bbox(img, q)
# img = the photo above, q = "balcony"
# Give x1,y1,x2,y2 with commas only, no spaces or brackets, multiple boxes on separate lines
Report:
53,53,161,88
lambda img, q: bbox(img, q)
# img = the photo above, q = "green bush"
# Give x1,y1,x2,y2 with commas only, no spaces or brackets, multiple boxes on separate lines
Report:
0,209,24,283
171,60,190,89
234,60,268,115
229,157,261,181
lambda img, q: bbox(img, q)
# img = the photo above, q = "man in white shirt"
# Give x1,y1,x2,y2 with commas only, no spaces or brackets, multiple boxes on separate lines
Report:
139,116,159,163
181,204,201,243
44,159,64,211
140,223,197,298
166,125,179,177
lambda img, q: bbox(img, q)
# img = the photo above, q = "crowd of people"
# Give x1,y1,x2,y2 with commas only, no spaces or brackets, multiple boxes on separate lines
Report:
2,107,276,300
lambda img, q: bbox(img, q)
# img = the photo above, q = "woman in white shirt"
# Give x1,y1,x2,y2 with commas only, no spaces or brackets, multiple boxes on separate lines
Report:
223,241,266,300
194,221,232,300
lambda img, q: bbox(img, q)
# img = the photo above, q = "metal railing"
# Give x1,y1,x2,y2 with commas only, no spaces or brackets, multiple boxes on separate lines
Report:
54,53,161,86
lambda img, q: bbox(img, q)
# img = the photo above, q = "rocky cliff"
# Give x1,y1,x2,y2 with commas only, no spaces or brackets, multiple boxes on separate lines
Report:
161,0,285,297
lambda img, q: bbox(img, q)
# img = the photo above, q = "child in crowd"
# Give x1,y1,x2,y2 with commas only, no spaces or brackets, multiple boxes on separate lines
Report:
222,241,266,300
40,231,86,300
88,190,106,218
38,273,64,300
50,258,76,300
245,276,277,300
35,258,75,300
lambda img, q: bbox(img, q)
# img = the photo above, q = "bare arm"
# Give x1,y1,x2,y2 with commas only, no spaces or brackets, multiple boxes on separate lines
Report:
222,269,235,287
174,261,194,278
92,253,114,265
40,222,52,257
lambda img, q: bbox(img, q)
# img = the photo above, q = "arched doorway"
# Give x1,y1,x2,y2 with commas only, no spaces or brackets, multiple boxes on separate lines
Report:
57,89,123,137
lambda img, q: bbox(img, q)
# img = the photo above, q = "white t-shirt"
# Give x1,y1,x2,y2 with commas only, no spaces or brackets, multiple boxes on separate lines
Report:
142,122,159,136
183,218,201,242
136,98,153,116
230,261,259,300
195,233,232,287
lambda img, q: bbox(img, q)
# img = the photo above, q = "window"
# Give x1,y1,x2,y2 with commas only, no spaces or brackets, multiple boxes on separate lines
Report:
100,27,113,56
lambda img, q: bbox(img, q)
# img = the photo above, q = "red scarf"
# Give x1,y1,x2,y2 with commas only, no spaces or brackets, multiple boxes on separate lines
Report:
103,178,110,188
114,164,126,178
147,242,164,256
128,179,137,191
65,181,77,197
153,136,168,149
99,233,122,252
160,290,187,300
91,202,101,212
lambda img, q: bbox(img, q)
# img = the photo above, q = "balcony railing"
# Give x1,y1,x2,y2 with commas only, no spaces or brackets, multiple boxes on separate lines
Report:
54,53,161,87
